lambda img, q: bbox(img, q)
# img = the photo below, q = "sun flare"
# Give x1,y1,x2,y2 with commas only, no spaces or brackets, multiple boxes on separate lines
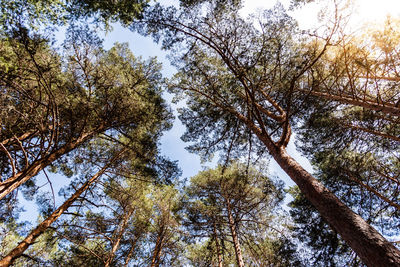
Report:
354,0,400,24
241,0,400,31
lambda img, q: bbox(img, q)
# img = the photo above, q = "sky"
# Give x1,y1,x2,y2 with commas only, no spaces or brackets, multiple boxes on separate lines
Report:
17,0,400,221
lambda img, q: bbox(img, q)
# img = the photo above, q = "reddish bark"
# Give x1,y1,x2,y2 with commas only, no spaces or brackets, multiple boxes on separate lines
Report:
124,237,140,267
229,108,400,266
105,209,134,267
271,146,400,266
213,221,223,267
0,128,104,200
150,227,165,267
1,130,38,146
226,201,244,267
0,158,114,267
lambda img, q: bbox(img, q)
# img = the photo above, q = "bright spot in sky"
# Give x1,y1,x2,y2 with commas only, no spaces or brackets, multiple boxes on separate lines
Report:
241,0,400,30
355,0,400,22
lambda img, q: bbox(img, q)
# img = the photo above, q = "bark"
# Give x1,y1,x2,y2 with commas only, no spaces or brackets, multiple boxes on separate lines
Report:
105,209,134,267
0,153,119,267
1,130,38,146
358,75,400,82
270,146,400,267
124,237,140,267
226,200,244,267
231,108,400,266
150,227,165,267
0,128,103,200
213,221,223,267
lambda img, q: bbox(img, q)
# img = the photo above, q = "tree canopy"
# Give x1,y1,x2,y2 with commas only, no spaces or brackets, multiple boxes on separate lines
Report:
0,0,399,266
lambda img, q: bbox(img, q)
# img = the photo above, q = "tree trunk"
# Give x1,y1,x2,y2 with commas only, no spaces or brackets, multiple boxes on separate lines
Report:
1,130,38,146
226,201,244,267
213,221,223,267
124,236,140,267
105,209,134,267
0,128,103,201
0,153,118,267
269,145,400,266
232,109,400,266
150,228,165,267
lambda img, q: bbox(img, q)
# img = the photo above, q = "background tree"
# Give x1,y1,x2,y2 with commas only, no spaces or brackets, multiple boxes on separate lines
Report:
185,162,302,267
0,97,176,266
145,184,183,267
55,174,153,267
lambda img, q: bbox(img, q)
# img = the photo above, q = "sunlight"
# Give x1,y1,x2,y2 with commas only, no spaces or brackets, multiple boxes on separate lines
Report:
355,0,400,24
241,0,400,31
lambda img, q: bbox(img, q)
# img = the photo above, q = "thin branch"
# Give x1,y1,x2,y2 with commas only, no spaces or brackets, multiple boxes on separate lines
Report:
43,169,56,209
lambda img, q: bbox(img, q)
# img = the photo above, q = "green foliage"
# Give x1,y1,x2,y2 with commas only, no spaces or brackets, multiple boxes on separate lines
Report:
0,17,175,265
184,162,302,266
0,0,66,35
135,1,400,264
137,3,310,163
0,24,172,189
2,0,399,265
0,0,149,37
67,0,149,26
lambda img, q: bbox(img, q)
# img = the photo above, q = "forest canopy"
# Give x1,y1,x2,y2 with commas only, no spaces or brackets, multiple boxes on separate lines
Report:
0,0,399,266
